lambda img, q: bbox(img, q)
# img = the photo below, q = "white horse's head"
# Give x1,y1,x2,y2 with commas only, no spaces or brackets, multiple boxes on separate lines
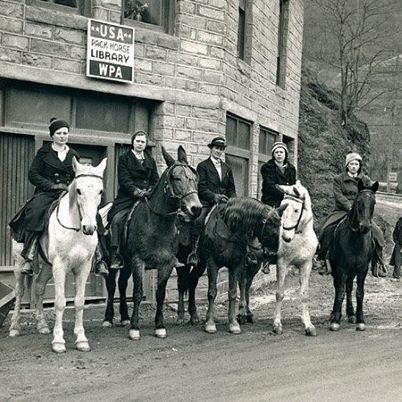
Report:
71,157,107,235
276,180,313,243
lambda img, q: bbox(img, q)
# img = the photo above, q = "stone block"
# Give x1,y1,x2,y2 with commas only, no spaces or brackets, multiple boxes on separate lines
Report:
31,38,71,58
152,61,174,76
70,45,86,60
53,57,81,74
198,5,225,21
0,2,23,18
25,6,87,30
197,30,223,46
54,27,84,45
25,22,53,40
2,33,28,50
180,40,208,56
0,16,23,33
177,65,202,80
0,46,20,62
22,52,52,68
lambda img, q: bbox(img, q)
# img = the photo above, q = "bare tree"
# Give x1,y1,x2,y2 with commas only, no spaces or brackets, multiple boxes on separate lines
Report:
308,0,398,126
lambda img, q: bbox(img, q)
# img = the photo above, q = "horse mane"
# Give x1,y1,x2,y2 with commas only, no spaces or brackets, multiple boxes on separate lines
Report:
222,197,270,235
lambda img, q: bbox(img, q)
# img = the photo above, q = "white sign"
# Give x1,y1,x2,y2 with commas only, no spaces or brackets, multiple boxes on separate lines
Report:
87,19,135,83
388,172,398,182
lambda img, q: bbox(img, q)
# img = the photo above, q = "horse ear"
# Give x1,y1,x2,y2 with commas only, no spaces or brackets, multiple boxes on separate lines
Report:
276,203,288,216
72,156,79,173
177,146,188,164
161,146,175,167
372,181,379,193
293,186,301,197
275,184,286,194
95,158,107,175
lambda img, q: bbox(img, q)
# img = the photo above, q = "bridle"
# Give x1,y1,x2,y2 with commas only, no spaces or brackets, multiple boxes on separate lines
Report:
281,194,311,233
56,173,103,231
348,189,375,232
145,163,199,217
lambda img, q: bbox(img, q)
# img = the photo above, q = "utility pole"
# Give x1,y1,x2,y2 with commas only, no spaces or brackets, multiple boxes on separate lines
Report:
386,51,399,192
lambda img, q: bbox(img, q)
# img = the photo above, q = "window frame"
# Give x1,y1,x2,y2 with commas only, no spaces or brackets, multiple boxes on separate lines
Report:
27,0,91,16
237,0,252,64
276,0,289,88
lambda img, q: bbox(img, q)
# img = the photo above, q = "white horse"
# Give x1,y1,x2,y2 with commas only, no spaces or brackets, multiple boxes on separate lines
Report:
273,181,318,336
9,157,107,353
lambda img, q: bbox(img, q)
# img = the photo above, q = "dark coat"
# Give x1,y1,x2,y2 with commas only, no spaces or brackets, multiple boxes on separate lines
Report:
108,150,159,222
260,159,296,207
390,217,402,266
9,142,80,235
197,158,236,207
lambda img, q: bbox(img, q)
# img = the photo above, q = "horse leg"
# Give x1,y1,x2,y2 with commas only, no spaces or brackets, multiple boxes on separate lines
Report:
346,274,356,324
103,269,117,327
244,263,261,323
154,265,174,338
176,265,189,325
237,268,247,325
299,260,316,336
35,263,52,335
9,265,25,337
188,263,205,326
273,260,288,335
52,264,67,353
355,271,368,331
118,266,131,325
228,265,241,334
128,257,144,340
330,268,347,331
205,259,218,334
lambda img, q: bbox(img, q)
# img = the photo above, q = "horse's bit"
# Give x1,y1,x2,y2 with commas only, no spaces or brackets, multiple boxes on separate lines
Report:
281,194,307,233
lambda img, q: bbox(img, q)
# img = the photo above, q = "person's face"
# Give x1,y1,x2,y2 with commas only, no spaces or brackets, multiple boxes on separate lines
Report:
211,145,225,159
132,134,147,153
273,148,286,163
52,127,69,146
347,160,360,174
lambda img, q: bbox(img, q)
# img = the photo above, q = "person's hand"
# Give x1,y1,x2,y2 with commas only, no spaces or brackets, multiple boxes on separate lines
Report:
52,183,68,191
214,194,228,203
133,188,146,199
144,188,153,198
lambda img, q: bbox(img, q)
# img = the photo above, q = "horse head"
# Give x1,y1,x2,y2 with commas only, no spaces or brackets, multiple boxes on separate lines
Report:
71,157,107,235
276,181,313,243
160,146,202,221
351,179,379,234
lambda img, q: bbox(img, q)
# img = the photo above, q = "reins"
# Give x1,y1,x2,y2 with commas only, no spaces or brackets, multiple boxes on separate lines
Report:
347,189,375,232
282,194,309,232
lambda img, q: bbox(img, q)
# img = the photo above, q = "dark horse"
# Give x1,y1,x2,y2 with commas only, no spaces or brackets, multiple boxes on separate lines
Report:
329,179,379,332
103,146,202,340
176,197,284,334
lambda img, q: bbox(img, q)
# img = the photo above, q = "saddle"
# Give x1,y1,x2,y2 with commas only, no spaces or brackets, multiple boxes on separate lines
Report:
121,201,141,249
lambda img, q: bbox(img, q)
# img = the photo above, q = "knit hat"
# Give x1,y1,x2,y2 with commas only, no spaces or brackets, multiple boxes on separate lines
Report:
49,117,69,137
271,141,288,156
345,152,362,167
208,136,226,149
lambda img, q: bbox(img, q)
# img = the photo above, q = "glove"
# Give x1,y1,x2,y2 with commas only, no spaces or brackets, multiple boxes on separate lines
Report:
52,183,68,191
214,194,229,204
133,188,146,199
143,188,153,198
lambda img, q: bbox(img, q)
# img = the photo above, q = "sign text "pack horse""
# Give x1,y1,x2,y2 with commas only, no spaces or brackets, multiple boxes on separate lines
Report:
87,19,135,83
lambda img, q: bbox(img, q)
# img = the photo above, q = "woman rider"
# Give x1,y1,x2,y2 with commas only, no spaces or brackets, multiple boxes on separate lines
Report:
107,130,159,269
317,152,387,277
9,118,80,275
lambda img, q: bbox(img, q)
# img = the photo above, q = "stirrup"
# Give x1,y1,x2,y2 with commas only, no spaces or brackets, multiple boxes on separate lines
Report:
186,252,198,268
94,260,109,277
21,260,34,276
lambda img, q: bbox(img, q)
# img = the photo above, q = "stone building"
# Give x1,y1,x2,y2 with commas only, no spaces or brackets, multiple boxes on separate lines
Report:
0,0,304,301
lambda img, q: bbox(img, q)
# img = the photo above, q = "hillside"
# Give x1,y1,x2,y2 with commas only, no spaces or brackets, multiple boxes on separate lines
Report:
297,69,370,227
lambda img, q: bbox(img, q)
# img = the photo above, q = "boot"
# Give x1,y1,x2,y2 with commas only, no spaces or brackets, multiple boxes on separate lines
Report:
110,248,123,270
21,234,38,275
393,265,401,279
93,243,109,277
372,246,387,278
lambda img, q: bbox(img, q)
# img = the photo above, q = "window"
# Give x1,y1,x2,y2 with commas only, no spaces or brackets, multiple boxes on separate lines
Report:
237,0,252,63
124,0,175,34
276,0,289,88
258,127,278,198
226,113,252,196
28,0,90,15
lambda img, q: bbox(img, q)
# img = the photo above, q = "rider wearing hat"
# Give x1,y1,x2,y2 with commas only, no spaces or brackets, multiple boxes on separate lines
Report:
317,151,387,276
186,136,237,267
9,117,80,275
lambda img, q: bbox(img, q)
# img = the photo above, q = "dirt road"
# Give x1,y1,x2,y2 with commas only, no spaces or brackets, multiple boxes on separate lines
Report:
2,270,402,402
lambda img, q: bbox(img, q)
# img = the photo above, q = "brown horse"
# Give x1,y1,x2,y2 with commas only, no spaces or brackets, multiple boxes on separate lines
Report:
329,179,379,332
176,197,284,334
105,146,202,340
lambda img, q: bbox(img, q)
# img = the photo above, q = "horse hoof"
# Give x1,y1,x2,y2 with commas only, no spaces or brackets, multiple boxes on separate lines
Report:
356,323,366,331
190,316,200,326
129,329,140,340
330,323,340,331
120,320,130,326
76,341,91,352
348,316,356,324
204,323,217,334
273,326,283,335
102,320,113,328
52,343,66,353
38,326,50,335
9,329,20,337
155,328,167,338
246,315,254,324
305,327,317,336
237,315,246,325
229,324,241,334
